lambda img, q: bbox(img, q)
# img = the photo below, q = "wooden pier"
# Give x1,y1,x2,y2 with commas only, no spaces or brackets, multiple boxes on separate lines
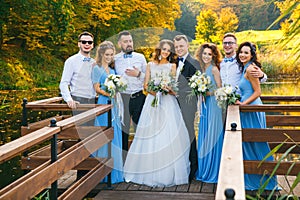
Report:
0,96,299,199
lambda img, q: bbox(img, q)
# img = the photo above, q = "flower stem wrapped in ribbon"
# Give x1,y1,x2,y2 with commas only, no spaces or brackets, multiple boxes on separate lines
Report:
147,72,178,107
214,85,241,109
104,74,128,124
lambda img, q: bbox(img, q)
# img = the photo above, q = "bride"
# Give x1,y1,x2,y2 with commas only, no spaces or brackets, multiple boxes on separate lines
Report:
123,39,190,187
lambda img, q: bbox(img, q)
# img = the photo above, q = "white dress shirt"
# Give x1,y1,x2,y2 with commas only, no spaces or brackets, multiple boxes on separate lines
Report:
176,53,188,81
220,56,241,88
59,52,96,102
114,52,147,94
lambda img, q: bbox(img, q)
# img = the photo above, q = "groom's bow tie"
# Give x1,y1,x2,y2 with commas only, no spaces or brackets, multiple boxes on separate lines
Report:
178,57,184,62
224,57,234,63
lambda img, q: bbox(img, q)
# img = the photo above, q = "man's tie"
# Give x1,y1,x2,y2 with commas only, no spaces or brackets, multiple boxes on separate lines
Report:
123,53,133,59
224,57,234,63
178,57,184,62
83,57,91,62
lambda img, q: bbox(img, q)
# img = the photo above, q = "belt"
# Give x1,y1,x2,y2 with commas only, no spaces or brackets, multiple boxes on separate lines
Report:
130,90,143,99
72,95,95,104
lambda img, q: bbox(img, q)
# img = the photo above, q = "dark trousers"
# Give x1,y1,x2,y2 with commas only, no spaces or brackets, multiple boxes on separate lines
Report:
121,91,146,160
178,96,198,182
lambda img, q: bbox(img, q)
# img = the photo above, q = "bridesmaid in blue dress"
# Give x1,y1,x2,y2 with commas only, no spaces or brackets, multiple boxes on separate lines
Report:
236,42,277,190
194,43,224,183
91,41,123,183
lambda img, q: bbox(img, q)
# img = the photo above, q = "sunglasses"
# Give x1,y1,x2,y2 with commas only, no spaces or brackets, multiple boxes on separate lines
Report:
80,40,93,45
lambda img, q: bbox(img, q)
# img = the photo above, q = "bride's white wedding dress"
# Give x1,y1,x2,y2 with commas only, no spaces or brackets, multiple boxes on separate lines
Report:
123,62,190,187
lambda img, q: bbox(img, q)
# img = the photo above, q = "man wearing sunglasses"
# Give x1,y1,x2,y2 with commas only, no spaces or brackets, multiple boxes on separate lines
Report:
220,33,267,90
59,31,96,180
60,31,96,109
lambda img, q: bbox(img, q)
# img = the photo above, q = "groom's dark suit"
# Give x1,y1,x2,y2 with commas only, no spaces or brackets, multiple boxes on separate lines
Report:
177,54,201,182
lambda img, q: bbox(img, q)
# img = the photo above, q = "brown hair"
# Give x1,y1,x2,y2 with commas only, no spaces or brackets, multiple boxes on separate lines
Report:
118,30,131,41
222,33,237,42
152,39,177,64
95,41,115,69
236,41,261,72
78,31,94,41
173,34,189,43
195,43,222,71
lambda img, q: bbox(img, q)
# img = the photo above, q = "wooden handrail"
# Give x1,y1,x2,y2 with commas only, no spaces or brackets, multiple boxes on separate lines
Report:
261,96,300,102
242,129,300,142
216,105,245,200
239,104,300,112
0,126,61,164
0,128,114,199
0,105,111,164
25,103,102,111
27,97,63,105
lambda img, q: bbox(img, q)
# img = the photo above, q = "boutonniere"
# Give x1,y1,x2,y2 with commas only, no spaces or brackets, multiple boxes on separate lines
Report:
180,66,184,73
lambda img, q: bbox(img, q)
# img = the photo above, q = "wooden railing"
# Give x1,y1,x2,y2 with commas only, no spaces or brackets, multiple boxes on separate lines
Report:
0,97,113,200
216,96,300,199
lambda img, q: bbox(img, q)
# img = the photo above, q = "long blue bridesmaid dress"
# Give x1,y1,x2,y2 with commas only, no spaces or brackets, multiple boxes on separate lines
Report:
196,65,224,183
239,62,277,190
91,65,123,184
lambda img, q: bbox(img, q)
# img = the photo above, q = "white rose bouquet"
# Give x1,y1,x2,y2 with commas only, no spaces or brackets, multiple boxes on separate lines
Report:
214,85,241,109
188,70,212,97
104,74,127,98
147,72,178,107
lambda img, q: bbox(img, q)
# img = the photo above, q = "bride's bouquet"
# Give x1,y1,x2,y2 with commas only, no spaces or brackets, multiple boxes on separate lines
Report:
188,70,212,97
147,72,178,107
104,74,127,98
214,85,241,109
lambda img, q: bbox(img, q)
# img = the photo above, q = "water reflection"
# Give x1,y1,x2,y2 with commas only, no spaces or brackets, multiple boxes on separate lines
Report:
0,82,299,189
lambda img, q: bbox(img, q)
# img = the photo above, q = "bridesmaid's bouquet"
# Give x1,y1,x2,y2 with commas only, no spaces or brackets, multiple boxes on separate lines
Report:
188,70,212,97
214,85,241,109
104,74,127,98
147,73,178,107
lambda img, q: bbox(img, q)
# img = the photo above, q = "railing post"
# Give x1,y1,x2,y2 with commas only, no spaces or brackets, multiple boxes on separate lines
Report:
21,98,28,126
231,123,237,131
50,118,58,200
22,98,29,158
107,100,112,189
225,188,235,200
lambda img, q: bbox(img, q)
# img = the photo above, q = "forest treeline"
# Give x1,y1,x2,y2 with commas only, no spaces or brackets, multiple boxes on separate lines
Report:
0,0,298,89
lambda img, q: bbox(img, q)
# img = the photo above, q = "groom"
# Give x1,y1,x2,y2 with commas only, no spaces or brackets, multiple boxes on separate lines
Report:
174,34,201,182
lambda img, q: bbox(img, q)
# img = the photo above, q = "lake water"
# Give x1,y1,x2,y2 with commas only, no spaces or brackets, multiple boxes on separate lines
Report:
0,82,299,189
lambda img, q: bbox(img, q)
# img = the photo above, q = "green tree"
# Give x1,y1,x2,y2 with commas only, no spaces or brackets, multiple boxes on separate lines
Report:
0,0,10,50
195,9,219,43
271,0,300,61
217,7,239,40
46,0,75,55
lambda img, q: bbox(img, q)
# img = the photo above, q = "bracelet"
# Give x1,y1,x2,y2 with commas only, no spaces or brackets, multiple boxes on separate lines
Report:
137,71,141,78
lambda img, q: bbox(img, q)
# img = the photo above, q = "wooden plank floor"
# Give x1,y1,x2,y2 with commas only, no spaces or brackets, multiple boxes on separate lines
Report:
93,180,216,200
57,171,300,200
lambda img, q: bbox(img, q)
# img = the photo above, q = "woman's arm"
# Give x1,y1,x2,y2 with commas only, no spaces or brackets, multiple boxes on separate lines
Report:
144,63,156,96
94,83,110,97
167,64,177,96
206,66,221,96
237,65,261,105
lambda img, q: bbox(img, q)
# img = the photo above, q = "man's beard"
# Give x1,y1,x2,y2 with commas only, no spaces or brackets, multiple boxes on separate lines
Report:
123,46,133,54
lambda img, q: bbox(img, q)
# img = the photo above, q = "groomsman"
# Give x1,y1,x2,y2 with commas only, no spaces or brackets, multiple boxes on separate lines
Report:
114,30,147,155
173,34,201,182
220,32,267,88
